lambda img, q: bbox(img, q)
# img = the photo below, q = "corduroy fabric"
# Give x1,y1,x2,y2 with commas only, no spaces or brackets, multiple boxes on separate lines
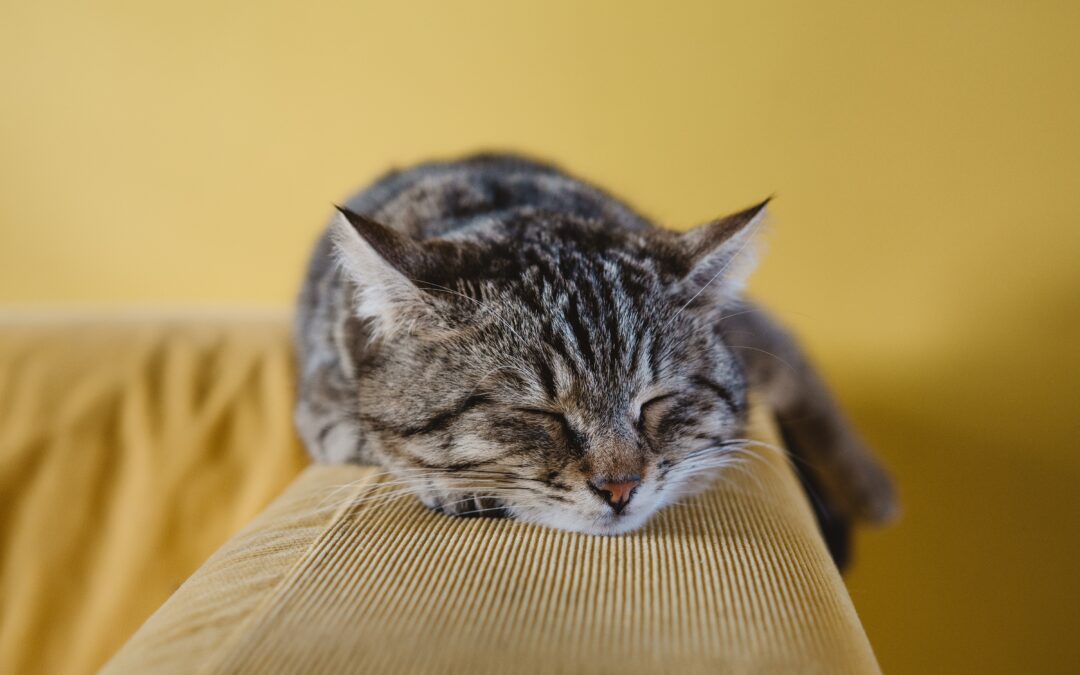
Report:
104,406,880,674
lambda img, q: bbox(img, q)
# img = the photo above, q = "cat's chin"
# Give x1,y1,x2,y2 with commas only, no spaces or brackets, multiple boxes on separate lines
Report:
420,495,657,535
518,506,658,536
414,483,679,535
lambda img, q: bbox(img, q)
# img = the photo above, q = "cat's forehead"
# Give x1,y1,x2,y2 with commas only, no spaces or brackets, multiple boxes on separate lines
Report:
432,215,709,398
462,279,702,399
447,210,659,268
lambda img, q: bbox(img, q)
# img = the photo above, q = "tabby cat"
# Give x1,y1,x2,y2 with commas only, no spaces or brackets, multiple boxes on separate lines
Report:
294,154,896,547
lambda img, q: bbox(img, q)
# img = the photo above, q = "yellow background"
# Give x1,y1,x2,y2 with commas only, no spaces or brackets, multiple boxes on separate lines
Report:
2,1,1078,673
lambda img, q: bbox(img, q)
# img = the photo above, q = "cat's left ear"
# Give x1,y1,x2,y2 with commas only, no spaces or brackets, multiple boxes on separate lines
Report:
677,198,770,305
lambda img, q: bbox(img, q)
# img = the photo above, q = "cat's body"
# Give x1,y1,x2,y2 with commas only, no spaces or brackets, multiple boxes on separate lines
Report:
295,154,895,545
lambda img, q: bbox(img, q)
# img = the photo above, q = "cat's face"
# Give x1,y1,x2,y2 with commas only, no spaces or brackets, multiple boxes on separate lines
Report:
333,204,765,535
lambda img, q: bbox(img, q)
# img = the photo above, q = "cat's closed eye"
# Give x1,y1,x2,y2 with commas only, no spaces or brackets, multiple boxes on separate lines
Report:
636,393,677,434
513,407,586,455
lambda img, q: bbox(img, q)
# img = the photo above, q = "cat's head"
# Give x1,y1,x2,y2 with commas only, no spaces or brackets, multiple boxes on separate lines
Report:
331,201,767,535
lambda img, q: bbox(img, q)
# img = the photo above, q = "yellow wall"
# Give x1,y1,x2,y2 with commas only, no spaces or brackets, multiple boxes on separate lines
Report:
2,1,1078,673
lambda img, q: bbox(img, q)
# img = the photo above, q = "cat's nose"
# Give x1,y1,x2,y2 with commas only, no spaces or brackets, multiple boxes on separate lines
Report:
587,476,641,514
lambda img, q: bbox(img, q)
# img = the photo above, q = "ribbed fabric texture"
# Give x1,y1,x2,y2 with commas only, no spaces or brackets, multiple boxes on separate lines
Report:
104,407,880,674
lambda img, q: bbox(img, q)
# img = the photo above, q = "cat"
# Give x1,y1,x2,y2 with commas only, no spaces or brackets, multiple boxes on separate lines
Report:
294,153,896,548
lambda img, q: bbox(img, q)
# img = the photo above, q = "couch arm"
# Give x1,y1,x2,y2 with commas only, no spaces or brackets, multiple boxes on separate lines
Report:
103,405,880,674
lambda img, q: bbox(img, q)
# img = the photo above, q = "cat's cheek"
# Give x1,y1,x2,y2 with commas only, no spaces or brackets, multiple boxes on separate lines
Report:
443,436,508,464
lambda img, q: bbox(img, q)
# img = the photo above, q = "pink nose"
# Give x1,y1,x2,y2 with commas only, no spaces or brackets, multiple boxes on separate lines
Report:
588,477,642,514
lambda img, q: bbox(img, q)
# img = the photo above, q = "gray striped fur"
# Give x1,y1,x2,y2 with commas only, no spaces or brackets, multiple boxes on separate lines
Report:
294,153,896,535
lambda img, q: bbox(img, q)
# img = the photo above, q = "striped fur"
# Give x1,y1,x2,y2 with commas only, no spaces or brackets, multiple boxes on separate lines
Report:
294,154,896,536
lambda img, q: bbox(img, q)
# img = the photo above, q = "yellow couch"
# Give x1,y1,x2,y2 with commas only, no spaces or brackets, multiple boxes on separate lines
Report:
1,313,879,674
0,313,308,674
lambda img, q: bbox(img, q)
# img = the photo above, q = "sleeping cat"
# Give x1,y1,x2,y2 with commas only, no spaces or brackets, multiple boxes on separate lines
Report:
294,153,896,545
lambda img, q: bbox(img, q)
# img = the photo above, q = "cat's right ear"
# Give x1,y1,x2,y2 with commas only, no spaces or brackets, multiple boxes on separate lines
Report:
329,207,443,338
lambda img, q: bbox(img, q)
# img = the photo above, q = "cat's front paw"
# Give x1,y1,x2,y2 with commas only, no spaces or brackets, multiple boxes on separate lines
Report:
424,494,511,520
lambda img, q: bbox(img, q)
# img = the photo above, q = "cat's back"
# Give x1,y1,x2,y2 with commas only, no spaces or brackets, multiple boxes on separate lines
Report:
339,152,653,240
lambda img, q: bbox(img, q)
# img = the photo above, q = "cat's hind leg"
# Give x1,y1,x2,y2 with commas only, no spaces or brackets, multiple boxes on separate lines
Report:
721,301,899,526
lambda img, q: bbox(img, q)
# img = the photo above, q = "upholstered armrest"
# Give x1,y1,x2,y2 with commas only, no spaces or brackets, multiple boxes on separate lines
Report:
103,406,879,674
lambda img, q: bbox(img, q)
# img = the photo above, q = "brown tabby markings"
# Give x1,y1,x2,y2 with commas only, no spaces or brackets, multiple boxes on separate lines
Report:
295,154,896,537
